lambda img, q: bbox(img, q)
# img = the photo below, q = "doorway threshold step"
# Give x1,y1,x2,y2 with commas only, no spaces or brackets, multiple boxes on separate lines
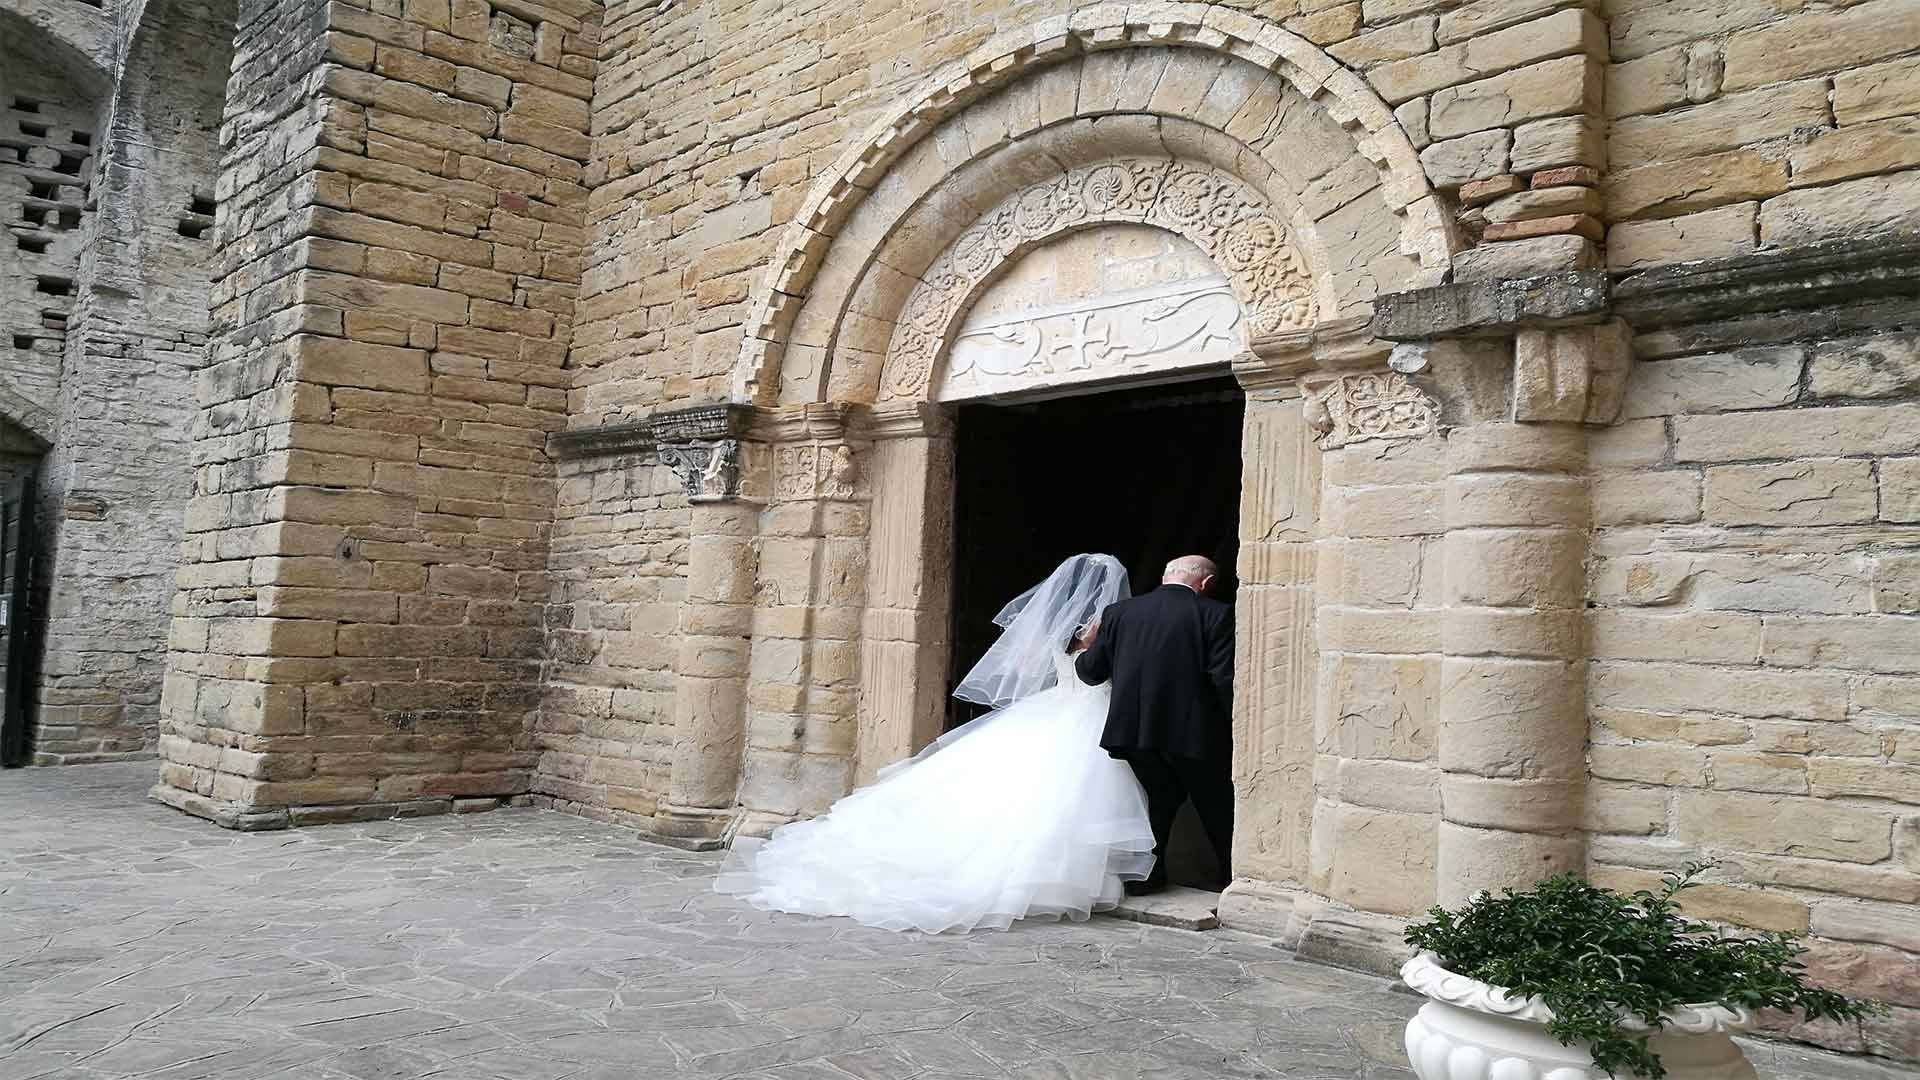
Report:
1106,886,1221,931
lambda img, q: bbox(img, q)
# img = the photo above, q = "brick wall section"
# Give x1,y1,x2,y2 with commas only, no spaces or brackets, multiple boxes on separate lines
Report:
154,0,600,825
1585,330,1920,1059
1604,0,1920,268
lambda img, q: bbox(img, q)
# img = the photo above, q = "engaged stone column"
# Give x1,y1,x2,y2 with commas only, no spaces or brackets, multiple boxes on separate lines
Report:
1437,421,1589,905
655,411,763,844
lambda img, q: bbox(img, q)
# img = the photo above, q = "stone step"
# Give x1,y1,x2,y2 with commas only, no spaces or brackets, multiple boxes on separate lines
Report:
1105,886,1222,931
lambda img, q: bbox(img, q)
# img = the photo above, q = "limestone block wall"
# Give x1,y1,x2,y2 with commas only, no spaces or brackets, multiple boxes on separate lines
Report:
1583,326,1920,1059
153,0,600,825
30,0,230,765
1603,0,1920,268
534,450,687,822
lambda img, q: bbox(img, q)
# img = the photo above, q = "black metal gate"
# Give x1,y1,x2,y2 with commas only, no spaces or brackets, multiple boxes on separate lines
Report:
1,477,36,766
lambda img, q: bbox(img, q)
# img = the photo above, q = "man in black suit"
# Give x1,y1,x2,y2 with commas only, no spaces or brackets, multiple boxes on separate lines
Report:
1073,555,1234,895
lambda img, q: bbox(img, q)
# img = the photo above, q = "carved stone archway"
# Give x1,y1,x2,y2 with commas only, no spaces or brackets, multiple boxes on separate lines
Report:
731,5,1460,405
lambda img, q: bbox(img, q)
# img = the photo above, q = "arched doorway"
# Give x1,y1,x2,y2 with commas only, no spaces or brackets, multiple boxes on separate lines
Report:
672,12,1460,924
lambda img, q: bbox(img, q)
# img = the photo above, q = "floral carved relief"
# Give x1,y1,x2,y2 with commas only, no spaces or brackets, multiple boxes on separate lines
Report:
1306,372,1438,450
877,159,1316,402
772,443,863,502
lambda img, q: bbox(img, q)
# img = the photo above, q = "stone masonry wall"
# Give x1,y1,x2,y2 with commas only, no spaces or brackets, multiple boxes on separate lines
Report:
546,0,1920,1046
0,48,97,440
534,450,686,822
29,0,230,764
1603,0,1920,270
1583,327,1920,1059
153,0,600,824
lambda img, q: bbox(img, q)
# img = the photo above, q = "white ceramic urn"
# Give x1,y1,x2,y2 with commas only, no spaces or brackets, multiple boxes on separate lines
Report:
1400,952,1759,1080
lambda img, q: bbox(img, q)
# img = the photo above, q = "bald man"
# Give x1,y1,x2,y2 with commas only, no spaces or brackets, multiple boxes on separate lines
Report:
1073,555,1234,895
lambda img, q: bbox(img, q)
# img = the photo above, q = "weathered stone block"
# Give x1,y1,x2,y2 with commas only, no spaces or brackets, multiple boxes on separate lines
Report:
1760,171,1920,250
1591,470,1702,525
1621,347,1803,419
1608,203,1758,272
1509,114,1601,173
1712,455,1873,522
1789,118,1920,189
1834,55,1920,126
1429,55,1597,141
1448,234,1597,281
1675,789,1893,863
1609,81,1830,169
1721,0,1920,92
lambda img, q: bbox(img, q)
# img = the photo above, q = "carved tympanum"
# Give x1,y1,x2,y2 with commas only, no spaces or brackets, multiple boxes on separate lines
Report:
879,158,1316,401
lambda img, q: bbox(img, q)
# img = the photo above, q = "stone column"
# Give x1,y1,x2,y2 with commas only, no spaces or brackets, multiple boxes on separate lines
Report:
654,407,764,845
1431,320,1631,905
853,403,953,787
1436,420,1588,904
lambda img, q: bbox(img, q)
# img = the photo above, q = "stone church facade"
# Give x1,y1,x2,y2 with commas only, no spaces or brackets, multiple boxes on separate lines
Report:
6,0,1919,1061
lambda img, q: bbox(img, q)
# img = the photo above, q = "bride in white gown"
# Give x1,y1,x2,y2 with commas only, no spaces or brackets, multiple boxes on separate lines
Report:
714,553,1157,933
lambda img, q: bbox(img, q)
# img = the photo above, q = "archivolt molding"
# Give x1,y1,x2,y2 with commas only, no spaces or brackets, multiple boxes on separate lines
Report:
733,3,1454,404
877,157,1314,401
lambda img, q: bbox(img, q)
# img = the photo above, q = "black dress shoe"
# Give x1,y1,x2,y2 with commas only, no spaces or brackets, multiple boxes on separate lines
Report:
1123,880,1166,897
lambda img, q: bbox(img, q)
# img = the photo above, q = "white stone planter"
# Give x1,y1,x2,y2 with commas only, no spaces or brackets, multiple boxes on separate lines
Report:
1400,952,1759,1080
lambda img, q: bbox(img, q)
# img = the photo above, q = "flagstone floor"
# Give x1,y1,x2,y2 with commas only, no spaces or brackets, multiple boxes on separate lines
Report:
3,762,1914,1080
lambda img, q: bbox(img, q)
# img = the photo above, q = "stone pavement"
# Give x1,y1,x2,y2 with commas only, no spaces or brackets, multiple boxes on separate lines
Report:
3,764,1914,1080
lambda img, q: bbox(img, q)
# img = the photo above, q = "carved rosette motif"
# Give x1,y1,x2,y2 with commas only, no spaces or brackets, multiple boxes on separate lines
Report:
879,159,1316,401
773,443,863,502
1305,371,1438,450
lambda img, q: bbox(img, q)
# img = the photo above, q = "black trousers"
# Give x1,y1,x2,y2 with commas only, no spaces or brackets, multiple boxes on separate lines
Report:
1119,751,1233,888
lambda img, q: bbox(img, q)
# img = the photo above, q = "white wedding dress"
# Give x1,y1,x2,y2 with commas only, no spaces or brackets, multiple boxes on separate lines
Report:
714,650,1157,933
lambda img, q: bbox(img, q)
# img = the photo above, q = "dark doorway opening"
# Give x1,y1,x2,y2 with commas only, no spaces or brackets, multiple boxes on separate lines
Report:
949,374,1245,891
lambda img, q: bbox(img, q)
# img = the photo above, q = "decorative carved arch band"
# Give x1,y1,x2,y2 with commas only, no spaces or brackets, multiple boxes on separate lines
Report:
732,4,1457,404
878,157,1313,401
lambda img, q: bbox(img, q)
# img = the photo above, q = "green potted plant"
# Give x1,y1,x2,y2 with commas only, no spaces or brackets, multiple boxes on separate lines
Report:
1398,864,1882,1080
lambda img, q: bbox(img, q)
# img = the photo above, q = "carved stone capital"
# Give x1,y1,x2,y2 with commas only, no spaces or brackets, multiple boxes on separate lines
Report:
658,438,768,504
772,441,865,502
1302,370,1439,449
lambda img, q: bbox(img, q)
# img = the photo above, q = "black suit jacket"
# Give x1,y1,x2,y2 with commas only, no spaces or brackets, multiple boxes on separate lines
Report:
1074,583,1234,762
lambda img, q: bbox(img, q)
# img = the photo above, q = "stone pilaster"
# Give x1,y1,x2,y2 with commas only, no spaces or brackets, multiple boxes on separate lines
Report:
852,402,952,788
734,404,869,836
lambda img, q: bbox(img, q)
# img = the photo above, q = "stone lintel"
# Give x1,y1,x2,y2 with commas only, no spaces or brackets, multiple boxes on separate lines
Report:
1612,230,1920,333
1371,270,1609,342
